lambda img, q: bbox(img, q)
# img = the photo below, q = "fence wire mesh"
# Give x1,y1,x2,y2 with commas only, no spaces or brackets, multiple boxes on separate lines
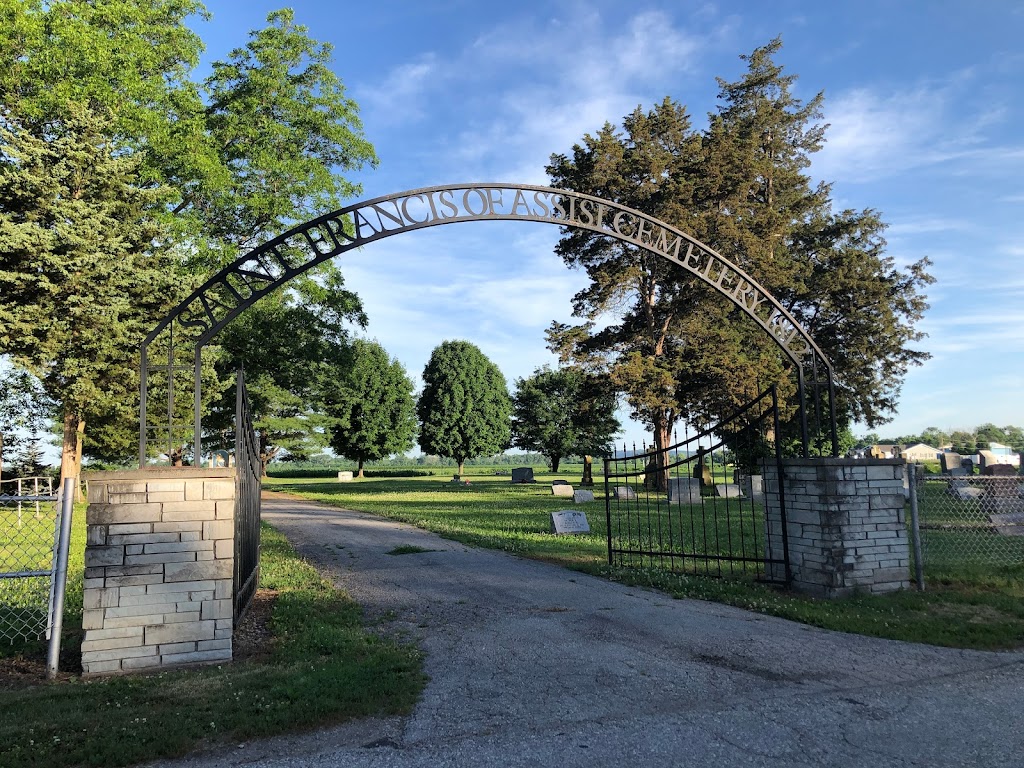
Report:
0,477,59,644
915,473,1024,575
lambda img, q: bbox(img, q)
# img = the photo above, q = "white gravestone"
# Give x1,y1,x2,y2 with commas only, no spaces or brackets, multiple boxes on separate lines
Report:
743,475,764,500
573,489,595,503
667,477,701,505
337,471,354,482
715,484,743,498
614,486,637,500
551,483,575,497
550,510,590,535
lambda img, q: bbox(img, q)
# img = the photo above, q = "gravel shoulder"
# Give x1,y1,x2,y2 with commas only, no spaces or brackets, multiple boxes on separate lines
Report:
149,493,1024,768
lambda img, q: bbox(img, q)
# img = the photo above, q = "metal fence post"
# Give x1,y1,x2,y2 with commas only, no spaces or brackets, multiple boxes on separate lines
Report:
46,477,75,679
907,463,925,591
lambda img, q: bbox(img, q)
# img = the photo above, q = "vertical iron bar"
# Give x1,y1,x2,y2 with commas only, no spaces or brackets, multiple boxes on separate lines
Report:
908,463,925,591
167,321,174,464
771,386,792,583
194,346,203,467
604,456,613,565
139,343,148,468
666,431,677,569
46,478,74,679
812,355,823,456
828,370,839,457
797,365,809,457
710,444,722,577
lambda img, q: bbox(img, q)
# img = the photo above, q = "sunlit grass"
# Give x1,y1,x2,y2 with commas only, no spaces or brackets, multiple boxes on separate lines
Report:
0,522,425,768
269,472,1024,651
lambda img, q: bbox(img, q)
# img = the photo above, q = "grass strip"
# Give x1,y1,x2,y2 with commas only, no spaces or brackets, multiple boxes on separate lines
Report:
268,473,1024,651
0,522,425,768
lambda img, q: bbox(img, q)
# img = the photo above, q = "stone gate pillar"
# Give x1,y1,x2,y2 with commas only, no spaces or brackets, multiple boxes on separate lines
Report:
80,468,236,675
762,458,910,598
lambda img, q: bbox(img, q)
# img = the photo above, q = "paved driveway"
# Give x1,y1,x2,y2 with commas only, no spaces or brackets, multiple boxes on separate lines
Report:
152,494,1024,767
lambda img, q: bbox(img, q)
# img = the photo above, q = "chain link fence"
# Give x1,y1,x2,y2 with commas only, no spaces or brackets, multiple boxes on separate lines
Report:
911,470,1024,578
0,477,60,645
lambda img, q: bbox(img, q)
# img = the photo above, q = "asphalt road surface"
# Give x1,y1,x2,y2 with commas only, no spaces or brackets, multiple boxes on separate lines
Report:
150,493,1024,767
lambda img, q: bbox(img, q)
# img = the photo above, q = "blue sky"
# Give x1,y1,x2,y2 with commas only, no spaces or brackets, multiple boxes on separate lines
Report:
193,0,1024,448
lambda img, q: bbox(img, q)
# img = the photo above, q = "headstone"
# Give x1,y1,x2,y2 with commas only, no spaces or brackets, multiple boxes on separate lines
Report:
988,512,1024,536
573,489,595,503
950,485,984,501
667,477,701,505
581,455,594,487
979,450,999,472
551,483,575,497
983,463,1016,477
614,486,637,500
552,479,570,485
961,458,976,474
643,462,663,490
550,509,590,535
511,467,535,484
692,461,713,488
742,475,764,500
939,452,962,474
337,471,353,482
715,484,743,498
981,477,1020,513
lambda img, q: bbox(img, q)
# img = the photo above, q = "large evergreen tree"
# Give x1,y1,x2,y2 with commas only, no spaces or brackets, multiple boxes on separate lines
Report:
547,39,933,471
511,366,619,472
546,98,707,487
0,105,179,484
417,341,512,475
695,38,933,431
325,339,417,477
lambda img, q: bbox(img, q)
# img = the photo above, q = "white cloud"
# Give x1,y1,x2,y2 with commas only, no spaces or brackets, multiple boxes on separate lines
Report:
356,53,439,123
356,8,717,184
814,73,1021,183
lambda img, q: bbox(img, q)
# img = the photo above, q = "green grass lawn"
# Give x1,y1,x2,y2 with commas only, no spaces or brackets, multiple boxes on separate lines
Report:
0,517,425,768
268,471,1024,651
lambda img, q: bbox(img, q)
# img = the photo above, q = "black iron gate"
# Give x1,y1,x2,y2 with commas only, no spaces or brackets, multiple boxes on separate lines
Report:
604,387,790,583
233,368,262,620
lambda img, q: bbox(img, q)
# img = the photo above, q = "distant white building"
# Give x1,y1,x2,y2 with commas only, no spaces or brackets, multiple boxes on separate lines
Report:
986,443,1020,467
901,443,941,463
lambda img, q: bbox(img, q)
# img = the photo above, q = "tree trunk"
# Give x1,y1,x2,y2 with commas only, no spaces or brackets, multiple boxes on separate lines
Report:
458,458,465,476
649,414,672,492
74,419,86,502
550,455,561,473
357,457,365,478
59,409,78,492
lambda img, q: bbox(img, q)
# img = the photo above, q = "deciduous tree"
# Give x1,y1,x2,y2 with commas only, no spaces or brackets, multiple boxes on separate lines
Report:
0,3,378,472
417,341,511,475
511,366,619,472
325,339,417,477
210,275,366,476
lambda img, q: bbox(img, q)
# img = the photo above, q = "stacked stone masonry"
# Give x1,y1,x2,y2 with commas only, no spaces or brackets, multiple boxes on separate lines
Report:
761,458,910,598
81,468,236,676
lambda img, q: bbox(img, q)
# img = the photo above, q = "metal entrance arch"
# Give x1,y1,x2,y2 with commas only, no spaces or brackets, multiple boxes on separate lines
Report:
138,183,838,465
